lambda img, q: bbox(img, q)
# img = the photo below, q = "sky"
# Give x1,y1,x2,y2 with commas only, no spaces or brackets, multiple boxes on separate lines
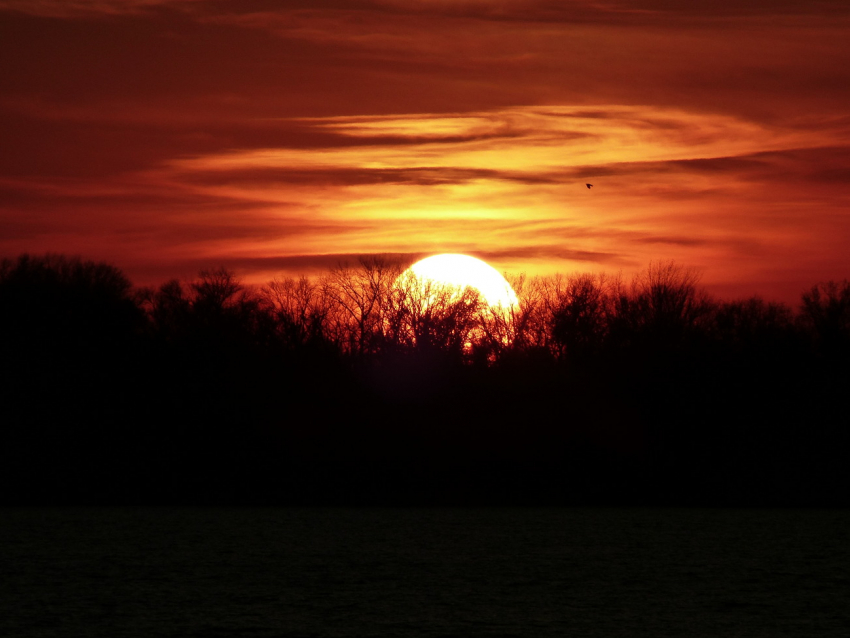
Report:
1,0,849,302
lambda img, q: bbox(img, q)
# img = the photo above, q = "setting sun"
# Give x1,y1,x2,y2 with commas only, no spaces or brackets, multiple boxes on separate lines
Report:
3,1,850,593
401,254,519,309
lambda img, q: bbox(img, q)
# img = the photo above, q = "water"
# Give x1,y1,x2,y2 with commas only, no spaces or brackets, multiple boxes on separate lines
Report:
2,508,848,637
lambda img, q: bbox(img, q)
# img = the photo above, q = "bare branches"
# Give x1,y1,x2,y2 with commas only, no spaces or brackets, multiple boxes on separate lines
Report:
320,256,402,355
264,276,329,348
542,272,612,361
33,252,838,368
800,279,850,354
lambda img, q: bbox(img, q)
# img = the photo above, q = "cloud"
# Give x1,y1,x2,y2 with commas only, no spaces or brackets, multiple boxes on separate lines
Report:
203,1,850,30
2,5,850,301
213,251,423,273
201,4,850,130
633,235,708,247
0,0,201,18
178,165,567,188
141,251,427,285
47,105,839,292
475,245,623,265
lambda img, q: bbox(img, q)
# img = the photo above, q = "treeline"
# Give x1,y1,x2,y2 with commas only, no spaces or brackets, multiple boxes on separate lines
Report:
1,253,849,506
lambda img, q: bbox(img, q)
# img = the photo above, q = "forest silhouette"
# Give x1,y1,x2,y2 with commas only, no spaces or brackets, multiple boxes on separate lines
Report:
1,253,849,506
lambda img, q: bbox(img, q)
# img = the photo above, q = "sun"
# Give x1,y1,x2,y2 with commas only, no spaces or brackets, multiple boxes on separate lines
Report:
400,254,519,309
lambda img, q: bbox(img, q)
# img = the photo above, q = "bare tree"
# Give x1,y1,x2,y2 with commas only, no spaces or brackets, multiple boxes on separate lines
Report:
191,267,245,310
799,280,850,355
389,270,486,358
542,272,611,361
609,261,711,348
142,267,273,351
710,297,794,347
475,273,547,362
263,276,329,347
146,279,191,339
320,256,402,355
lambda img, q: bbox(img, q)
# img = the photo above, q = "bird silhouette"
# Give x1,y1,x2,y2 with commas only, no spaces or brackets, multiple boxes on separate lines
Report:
586,183,593,189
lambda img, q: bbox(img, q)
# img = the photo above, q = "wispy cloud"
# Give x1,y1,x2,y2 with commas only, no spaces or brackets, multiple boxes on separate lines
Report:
0,0,201,18
2,2,850,301
122,106,844,288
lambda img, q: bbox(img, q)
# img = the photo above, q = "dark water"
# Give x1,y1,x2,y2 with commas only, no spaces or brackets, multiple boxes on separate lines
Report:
1,508,848,637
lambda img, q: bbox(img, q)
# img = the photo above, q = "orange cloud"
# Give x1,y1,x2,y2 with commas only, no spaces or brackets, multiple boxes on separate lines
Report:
1,2,849,302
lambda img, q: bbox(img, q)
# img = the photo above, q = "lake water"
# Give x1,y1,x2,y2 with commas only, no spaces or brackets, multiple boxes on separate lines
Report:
1,508,848,637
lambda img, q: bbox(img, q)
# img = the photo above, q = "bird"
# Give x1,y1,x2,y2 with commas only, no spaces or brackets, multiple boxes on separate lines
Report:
586,183,593,189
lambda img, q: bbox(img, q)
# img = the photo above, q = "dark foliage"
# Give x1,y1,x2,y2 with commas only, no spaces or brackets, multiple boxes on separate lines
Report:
1,253,848,506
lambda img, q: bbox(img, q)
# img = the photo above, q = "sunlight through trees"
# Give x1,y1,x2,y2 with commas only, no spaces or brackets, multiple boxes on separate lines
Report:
3,253,850,506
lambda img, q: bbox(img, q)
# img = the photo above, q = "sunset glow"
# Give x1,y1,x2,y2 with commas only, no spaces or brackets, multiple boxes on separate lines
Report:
5,0,850,519
1,1,849,301
402,254,519,309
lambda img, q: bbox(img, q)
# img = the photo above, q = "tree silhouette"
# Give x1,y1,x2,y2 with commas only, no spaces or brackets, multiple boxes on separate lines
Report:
3,251,850,506
472,273,549,366
0,254,148,503
389,269,485,359
142,279,191,342
321,256,401,355
710,296,797,359
799,279,850,358
263,276,330,349
0,253,143,348
608,261,711,353
543,272,610,362
145,268,273,351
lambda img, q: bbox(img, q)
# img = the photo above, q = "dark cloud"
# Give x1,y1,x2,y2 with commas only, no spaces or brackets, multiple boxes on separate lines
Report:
215,246,625,280
663,145,850,186
179,246,626,281
476,246,622,265
0,0,196,18
667,156,770,174
179,165,562,187
539,144,850,186
634,235,709,247
0,206,353,244
6,0,845,22
0,179,275,209
150,251,425,281
200,1,850,27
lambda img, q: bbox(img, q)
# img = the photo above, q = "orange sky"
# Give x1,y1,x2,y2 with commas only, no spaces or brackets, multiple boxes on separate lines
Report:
2,0,849,302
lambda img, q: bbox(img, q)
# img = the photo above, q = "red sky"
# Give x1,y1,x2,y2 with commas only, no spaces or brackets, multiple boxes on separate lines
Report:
2,0,849,302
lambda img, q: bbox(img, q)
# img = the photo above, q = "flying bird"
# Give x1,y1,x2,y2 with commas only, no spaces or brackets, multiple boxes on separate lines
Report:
586,183,593,189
